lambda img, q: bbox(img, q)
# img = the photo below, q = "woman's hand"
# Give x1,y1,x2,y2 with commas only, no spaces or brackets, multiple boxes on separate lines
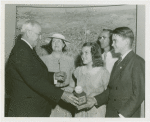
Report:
54,71,67,81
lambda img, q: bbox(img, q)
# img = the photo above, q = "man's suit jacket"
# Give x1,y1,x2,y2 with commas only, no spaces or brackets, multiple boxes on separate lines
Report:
5,39,64,117
95,51,145,117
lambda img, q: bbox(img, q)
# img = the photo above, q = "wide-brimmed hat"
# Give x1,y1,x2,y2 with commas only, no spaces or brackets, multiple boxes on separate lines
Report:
47,33,70,44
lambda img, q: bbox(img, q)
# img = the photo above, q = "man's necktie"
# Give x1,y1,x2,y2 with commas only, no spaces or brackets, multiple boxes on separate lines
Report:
103,52,107,67
117,56,122,65
33,48,38,57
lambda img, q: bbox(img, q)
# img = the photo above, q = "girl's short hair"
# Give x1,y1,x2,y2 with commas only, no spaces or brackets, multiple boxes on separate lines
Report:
81,42,103,67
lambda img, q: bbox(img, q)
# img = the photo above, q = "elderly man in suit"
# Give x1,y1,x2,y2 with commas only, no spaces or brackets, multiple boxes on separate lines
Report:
77,27,145,117
5,20,78,117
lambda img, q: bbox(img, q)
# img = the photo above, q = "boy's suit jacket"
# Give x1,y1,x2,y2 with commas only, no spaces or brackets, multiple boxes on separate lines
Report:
95,51,145,117
5,39,63,117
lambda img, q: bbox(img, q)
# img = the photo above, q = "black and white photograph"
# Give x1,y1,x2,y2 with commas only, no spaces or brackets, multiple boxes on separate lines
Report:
1,0,150,121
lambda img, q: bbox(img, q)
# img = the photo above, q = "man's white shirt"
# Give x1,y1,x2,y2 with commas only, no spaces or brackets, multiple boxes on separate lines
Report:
102,51,118,74
21,38,33,49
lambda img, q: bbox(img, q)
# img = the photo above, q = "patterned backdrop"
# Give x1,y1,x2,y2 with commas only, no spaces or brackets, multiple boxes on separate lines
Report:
16,5,136,61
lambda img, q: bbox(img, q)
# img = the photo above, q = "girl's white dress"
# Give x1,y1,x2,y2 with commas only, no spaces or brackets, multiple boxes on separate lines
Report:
74,66,110,117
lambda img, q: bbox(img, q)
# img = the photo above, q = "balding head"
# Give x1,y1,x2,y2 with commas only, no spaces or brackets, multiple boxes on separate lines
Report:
21,20,41,47
21,20,41,33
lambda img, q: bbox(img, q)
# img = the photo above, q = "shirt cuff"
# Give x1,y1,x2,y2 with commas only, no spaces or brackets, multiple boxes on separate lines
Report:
93,97,98,105
53,74,57,84
119,114,125,118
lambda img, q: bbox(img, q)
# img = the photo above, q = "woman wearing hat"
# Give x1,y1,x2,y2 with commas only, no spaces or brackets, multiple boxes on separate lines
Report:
40,33,75,117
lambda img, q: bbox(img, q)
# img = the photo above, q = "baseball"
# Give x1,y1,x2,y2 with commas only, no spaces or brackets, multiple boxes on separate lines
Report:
75,86,83,94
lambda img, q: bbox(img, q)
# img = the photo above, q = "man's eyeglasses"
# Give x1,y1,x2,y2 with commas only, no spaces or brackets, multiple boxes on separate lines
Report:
28,30,41,36
28,30,42,39
98,36,107,40
33,31,41,37
33,32,41,40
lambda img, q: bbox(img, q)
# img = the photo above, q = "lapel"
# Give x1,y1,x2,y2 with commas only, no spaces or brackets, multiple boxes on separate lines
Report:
109,61,118,81
32,48,47,68
110,51,135,82
20,39,47,69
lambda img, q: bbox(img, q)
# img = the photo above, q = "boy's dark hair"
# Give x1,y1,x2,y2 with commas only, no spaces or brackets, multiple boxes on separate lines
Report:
112,27,134,47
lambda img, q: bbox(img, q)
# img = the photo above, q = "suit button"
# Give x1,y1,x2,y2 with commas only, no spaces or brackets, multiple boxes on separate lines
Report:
114,99,116,101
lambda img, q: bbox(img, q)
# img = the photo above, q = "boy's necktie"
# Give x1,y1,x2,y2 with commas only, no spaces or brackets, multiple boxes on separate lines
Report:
117,56,122,65
104,52,107,67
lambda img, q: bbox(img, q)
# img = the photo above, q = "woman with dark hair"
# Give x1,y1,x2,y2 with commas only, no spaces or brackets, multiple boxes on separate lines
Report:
40,33,75,117
74,42,110,117
96,29,118,73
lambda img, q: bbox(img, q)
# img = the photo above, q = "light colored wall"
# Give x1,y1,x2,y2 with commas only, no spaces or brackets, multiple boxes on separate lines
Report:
136,5,145,118
5,4,16,62
136,5,145,59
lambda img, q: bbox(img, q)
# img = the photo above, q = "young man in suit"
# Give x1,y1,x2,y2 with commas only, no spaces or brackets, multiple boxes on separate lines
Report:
5,20,78,117
77,27,145,117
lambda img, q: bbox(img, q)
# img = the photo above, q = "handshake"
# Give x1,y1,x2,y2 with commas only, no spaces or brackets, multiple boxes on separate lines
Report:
61,86,98,111
55,72,97,110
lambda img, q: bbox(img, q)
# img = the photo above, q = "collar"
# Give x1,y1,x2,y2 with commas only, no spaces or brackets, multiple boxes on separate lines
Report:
104,51,109,55
82,66,101,75
21,38,33,49
103,51,111,56
121,49,132,60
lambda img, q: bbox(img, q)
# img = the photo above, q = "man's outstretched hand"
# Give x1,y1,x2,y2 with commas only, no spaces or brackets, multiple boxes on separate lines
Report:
61,91,79,107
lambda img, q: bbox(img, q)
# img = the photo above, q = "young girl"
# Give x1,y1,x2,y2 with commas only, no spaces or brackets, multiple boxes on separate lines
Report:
74,42,110,117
